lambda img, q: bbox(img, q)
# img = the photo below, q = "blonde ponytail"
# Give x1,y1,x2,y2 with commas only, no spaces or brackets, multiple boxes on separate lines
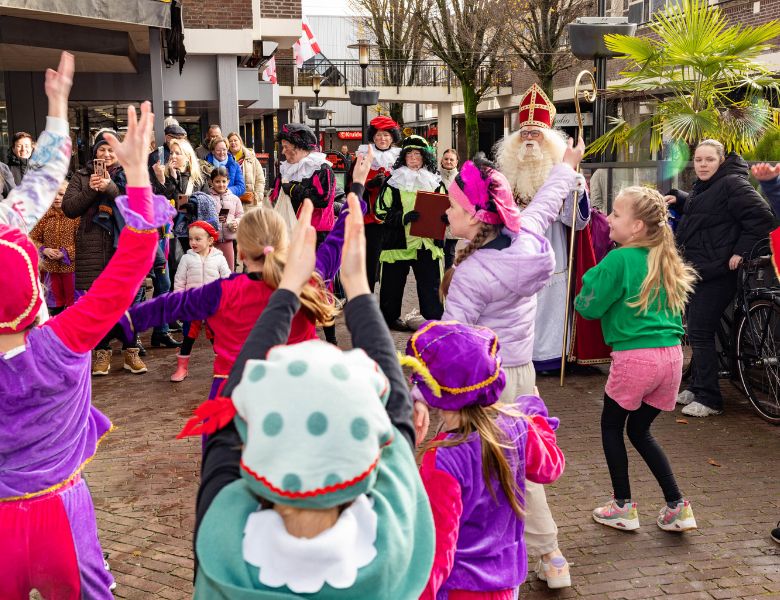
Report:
440,222,501,301
619,186,698,315
237,209,337,325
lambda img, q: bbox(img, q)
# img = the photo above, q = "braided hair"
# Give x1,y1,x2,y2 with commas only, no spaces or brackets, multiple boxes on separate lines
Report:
618,186,698,315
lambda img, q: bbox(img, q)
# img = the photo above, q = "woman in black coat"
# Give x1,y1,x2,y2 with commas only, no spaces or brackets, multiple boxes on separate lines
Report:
666,139,775,418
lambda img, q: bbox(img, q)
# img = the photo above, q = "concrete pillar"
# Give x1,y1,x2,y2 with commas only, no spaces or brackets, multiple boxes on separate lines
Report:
437,102,453,166
148,27,165,147
216,54,239,135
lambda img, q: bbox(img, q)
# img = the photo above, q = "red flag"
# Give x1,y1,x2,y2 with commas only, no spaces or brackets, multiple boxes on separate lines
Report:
262,56,277,84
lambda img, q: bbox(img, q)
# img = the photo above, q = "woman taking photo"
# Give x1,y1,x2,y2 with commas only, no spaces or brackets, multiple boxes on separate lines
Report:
227,131,265,211
666,139,774,418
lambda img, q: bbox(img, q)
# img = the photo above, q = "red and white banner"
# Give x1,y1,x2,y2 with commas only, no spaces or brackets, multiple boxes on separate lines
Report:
293,15,321,68
337,131,363,140
261,56,277,84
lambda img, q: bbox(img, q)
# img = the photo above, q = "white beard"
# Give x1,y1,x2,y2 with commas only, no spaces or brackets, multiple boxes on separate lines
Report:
496,129,567,206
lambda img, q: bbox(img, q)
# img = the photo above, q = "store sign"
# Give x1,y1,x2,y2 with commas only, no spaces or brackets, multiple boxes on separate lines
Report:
326,152,347,171
555,113,593,127
256,153,269,165
428,125,438,135
337,131,363,140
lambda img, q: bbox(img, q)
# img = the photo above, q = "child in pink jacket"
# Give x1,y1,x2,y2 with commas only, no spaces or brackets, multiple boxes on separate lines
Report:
415,141,583,589
210,167,243,272
403,322,564,600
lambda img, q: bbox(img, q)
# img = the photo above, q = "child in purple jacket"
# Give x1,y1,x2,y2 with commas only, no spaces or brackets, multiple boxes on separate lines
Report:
403,322,564,600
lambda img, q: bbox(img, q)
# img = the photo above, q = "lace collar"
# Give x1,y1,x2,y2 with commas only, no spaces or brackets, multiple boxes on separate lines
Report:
279,152,332,182
242,494,378,594
387,166,442,193
356,144,400,172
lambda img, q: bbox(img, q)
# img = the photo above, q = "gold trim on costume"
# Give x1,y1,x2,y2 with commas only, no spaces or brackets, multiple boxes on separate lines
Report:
125,226,156,235
0,238,39,330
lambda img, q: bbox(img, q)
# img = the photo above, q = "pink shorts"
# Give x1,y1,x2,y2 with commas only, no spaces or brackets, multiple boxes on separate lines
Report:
605,346,683,412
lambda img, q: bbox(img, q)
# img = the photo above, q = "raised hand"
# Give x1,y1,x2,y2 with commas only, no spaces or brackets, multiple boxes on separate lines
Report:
339,191,371,299
102,102,154,189
278,199,316,296
45,52,74,121
414,400,430,447
751,163,780,182
352,144,374,186
562,137,585,171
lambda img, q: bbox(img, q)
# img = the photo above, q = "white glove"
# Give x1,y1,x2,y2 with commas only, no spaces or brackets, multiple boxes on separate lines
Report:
571,173,587,194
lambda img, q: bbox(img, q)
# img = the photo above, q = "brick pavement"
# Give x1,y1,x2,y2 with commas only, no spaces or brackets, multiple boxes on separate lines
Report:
71,277,780,600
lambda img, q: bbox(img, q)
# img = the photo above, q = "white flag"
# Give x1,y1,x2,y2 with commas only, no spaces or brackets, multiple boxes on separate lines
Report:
262,56,277,84
293,14,321,68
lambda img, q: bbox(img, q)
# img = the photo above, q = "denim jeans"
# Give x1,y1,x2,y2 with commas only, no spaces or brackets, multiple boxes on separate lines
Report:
151,262,170,334
686,272,738,411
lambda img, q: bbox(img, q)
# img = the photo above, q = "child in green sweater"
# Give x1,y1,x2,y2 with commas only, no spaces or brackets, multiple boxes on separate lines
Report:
575,186,699,532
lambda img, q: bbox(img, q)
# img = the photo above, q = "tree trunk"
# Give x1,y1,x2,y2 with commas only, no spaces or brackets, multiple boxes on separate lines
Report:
539,73,554,100
390,103,405,127
462,83,480,158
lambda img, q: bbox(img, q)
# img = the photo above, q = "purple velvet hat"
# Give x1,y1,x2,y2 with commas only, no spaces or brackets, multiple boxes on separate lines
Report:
403,321,506,410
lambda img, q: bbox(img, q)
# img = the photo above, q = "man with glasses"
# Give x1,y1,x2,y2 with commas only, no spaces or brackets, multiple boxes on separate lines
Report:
148,122,188,174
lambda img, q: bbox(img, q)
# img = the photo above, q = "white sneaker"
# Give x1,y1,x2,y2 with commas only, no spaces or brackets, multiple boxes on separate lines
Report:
404,309,427,331
681,401,722,417
657,501,697,532
676,390,695,405
535,556,571,589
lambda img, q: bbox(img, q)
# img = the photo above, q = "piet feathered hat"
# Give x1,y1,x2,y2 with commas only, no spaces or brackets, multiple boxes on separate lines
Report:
518,84,556,130
0,223,42,332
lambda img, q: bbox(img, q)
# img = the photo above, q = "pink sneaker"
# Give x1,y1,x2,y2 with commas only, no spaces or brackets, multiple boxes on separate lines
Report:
593,498,640,530
171,354,190,382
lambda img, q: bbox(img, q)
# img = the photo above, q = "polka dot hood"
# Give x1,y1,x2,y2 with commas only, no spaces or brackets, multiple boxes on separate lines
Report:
231,340,394,509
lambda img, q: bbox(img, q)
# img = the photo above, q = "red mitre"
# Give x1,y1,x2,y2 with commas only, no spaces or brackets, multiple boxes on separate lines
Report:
370,116,399,131
518,84,556,130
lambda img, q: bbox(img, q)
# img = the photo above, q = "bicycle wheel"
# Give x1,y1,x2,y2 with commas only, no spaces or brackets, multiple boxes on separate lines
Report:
735,297,780,424
681,313,693,380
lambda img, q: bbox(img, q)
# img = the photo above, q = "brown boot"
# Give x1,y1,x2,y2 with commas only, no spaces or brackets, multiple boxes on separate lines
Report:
92,349,112,376
123,348,147,374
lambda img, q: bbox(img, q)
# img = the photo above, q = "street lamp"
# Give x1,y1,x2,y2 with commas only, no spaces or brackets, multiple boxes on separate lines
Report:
347,38,379,143
311,72,323,142
327,110,335,150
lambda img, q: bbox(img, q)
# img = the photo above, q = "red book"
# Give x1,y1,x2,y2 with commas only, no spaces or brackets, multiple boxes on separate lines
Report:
410,191,450,240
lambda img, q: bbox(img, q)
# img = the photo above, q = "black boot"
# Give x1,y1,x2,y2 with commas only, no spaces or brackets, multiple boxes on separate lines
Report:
168,321,183,333
387,319,411,332
150,332,183,348
135,335,147,357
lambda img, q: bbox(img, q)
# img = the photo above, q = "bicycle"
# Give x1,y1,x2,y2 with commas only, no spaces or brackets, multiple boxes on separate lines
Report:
680,240,780,424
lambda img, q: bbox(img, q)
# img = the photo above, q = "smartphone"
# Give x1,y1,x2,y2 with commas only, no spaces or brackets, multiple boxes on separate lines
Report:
157,145,165,164
177,194,190,211
94,159,105,179
219,208,230,218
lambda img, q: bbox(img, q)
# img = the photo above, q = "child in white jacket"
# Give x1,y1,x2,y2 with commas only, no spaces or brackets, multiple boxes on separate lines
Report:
171,220,231,381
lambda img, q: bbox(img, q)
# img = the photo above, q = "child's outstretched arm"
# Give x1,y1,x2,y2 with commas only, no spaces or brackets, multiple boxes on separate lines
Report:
313,146,372,285
0,52,73,233
339,190,416,449
752,163,780,218
515,391,565,484
47,102,176,353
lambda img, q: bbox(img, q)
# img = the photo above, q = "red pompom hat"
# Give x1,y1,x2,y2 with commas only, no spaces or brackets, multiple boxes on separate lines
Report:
0,223,42,332
370,116,399,131
518,84,556,130
189,220,219,239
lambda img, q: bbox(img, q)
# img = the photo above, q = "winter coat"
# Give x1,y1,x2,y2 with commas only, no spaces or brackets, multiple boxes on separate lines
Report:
0,162,16,199
152,169,210,202
8,152,28,186
201,152,246,197
62,164,127,290
29,206,80,274
670,153,774,281
234,147,266,206
172,191,219,238
441,163,576,367
174,247,231,291
210,188,244,242
759,175,780,219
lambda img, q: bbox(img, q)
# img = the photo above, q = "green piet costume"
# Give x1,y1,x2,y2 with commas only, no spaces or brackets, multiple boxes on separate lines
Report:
374,135,446,264
193,341,435,599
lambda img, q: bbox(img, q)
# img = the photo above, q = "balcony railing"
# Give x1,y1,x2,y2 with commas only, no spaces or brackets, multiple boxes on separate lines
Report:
272,58,512,95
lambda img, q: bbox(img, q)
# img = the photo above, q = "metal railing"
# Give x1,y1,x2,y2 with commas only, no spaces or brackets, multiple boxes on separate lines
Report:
273,58,512,95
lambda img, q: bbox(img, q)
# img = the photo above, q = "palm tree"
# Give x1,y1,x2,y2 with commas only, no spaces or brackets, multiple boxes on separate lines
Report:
587,0,780,157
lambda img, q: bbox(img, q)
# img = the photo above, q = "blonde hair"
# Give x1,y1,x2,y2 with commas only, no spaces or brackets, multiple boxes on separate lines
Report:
439,221,502,300
209,135,228,152
227,132,245,147
167,139,203,186
237,209,336,326
417,404,525,519
618,186,698,315
695,139,725,161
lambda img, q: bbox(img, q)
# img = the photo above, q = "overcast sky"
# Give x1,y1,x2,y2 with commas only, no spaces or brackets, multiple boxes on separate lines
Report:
302,0,352,15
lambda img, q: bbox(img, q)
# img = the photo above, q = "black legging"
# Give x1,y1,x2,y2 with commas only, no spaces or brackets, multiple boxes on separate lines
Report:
601,393,682,503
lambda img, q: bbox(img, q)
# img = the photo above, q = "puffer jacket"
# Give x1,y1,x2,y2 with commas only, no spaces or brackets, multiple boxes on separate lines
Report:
670,153,774,281
235,147,265,206
201,152,246,197
441,163,576,367
173,247,231,291
62,164,126,290
210,188,244,242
